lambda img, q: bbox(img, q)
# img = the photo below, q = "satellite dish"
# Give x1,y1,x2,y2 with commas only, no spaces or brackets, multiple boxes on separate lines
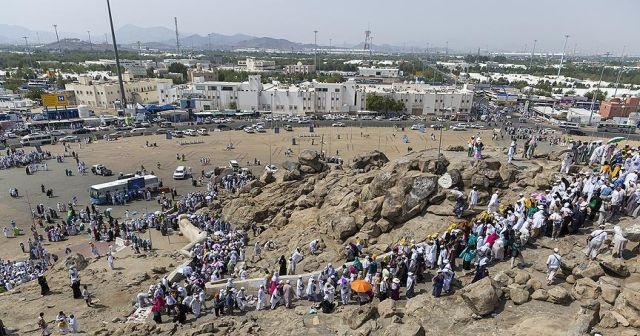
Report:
438,173,453,189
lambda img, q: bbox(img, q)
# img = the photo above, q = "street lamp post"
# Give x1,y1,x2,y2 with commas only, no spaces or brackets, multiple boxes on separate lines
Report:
588,52,610,125
53,24,62,53
22,36,31,67
106,0,128,110
557,34,569,78
313,30,318,68
87,30,93,50
529,39,537,69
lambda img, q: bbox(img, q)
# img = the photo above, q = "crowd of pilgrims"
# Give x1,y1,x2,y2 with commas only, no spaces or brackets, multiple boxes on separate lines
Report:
0,148,52,170
135,145,640,322
1,238,52,294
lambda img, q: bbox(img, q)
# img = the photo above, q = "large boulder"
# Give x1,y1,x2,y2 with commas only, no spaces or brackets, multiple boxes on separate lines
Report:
352,150,389,172
599,257,630,277
331,216,358,241
298,150,325,173
510,286,531,305
572,278,601,300
260,171,275,184
343,304,377,329
377,298,398,318
574,264,605,281
282,160,301,171
447,169,463,188
567,300,600,336
460,277,501,316
380,174,438,225
547,286,572,305
614,282,640,328
382,321,425,336
600,283,621,305
531,289,549,301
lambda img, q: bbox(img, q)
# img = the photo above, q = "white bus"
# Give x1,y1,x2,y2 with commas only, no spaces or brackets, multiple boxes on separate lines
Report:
20,133,53,146
89,175,159,205
596,123,637,134
558,121,580,130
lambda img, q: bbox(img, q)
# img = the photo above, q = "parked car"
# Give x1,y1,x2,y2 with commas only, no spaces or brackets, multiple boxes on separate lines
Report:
59,135,79,143
567,129,586,136
332,122,345,127
91,164,112,176
173,166,188,180
49,130,66,136
72,128,91,134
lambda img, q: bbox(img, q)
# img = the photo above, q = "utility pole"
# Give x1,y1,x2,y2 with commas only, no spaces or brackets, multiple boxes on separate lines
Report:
313,30,318,68
613,46,626,98
174,17,181,55
87,30,93,50
588,52,610,125
529,39,537,69
53,24,62,53
106,0,127,110
22,36,31,67
557,34,569,78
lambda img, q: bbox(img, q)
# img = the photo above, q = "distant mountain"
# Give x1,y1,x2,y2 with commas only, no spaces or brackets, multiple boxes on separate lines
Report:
40,38,114,52
115,24,177,44
0,24,63,44
0,23,419,53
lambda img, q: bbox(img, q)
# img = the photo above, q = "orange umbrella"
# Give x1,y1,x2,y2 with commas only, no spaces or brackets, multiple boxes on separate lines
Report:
351,279,372,293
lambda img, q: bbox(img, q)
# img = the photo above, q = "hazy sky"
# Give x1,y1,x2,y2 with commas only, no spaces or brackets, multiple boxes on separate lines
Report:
1,0,638,55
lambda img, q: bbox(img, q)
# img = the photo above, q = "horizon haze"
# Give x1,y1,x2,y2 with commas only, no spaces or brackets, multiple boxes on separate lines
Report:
0,0,638,55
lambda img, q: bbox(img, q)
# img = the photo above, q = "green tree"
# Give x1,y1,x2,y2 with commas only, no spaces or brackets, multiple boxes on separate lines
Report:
366,93,405,114
584,89,607,101
25,88,44,100
228,101,237,110
168,62,188,78
146,67,156,78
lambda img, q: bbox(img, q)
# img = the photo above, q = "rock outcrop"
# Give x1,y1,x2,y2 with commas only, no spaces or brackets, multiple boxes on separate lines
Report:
460,277,501,316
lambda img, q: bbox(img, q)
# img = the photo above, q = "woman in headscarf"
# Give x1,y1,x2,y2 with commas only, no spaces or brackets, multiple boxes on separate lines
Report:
278,255,287,276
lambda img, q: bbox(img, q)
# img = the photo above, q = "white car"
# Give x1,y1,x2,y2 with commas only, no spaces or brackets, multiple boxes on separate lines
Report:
171,131,184,138
265,164,278,173
332,122,345,127
197,128,209,135
184,129,197,136
451,126,466,131
4,132,17,139
255,126,266,133
173,166,187,180
388,117,401,121
410,124,425,130
49,130,66,136
59,135,79,143
243,127,255,133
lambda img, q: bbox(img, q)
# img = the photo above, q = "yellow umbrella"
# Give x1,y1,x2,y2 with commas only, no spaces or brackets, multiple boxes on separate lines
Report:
351,279,372,293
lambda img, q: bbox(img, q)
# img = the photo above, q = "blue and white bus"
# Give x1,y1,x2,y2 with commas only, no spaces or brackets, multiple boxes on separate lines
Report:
89,175,159,205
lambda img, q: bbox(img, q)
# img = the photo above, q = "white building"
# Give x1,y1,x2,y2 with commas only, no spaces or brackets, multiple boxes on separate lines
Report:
284,62,316,74
238,58,276,72
364,83,474,116
358,67,401,78
163,75,473,117
66,75,172,108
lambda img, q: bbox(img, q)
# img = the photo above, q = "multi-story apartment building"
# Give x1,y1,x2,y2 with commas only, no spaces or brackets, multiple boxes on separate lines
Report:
65,75,172,108
284,62,316,74
162,75,473,117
